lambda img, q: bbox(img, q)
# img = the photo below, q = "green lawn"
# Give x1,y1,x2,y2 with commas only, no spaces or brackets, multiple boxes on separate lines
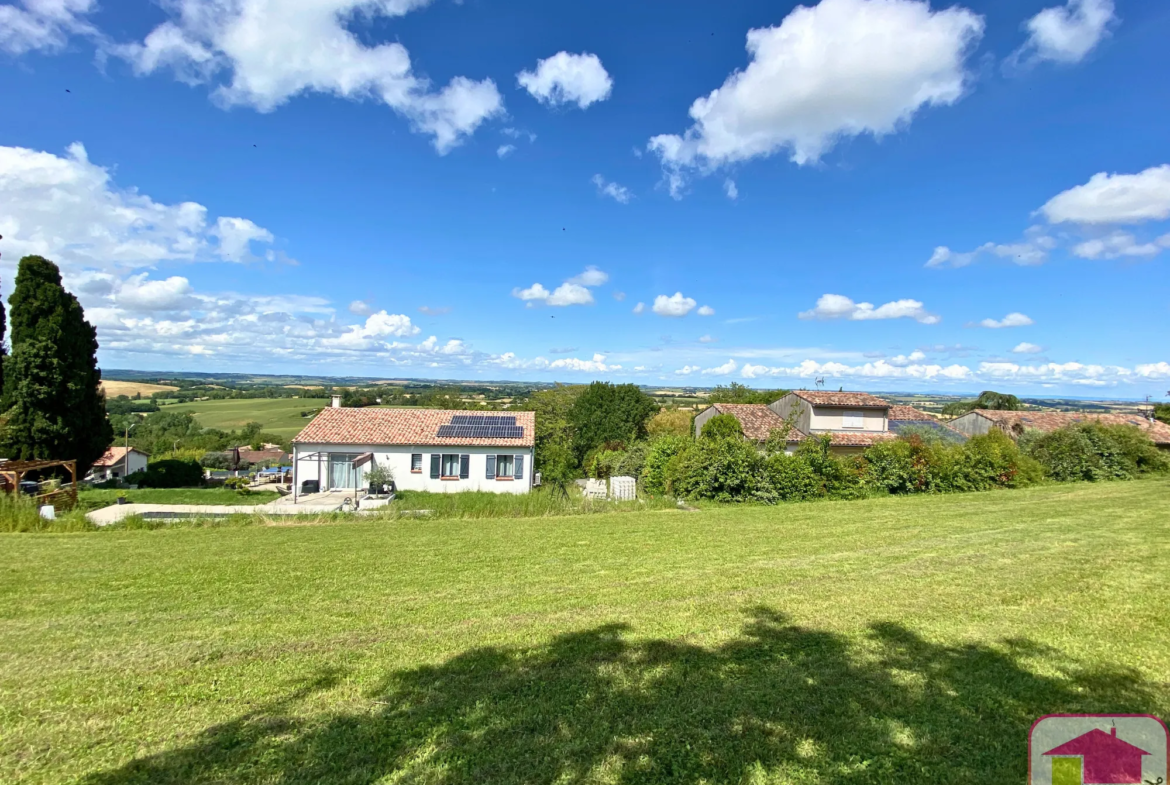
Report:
164,397,324,438
2,479,1168,784
79,487,282,509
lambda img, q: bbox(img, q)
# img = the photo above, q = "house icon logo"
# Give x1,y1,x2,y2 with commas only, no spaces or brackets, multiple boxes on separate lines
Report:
1030,715,1169,785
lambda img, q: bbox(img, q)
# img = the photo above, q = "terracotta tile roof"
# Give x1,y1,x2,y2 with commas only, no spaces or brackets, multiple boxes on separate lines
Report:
888,405,935,422
709,404,789,441
970,409,1170,446
791,391,890,408
292,408,535,447
237,447,289,463
92,446,148,467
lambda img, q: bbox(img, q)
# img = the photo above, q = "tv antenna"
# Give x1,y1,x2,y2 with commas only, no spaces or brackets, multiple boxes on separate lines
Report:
815,376,826,389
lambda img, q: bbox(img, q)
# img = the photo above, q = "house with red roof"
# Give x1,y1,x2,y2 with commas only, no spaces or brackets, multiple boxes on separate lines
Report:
291,402,534,496
1043,727,1150,784
88,446,150,483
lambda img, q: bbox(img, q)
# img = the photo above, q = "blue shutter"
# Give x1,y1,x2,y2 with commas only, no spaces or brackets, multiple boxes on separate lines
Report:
430,454,440,479
514,454,524,480
486,454,496,479
459,454,470,479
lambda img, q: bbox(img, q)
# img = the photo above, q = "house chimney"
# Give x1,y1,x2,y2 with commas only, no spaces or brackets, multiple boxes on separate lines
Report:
1111,727,1117,737
331,395,341,408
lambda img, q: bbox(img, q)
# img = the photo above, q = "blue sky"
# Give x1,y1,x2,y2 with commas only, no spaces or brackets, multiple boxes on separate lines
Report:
1,0,1168,396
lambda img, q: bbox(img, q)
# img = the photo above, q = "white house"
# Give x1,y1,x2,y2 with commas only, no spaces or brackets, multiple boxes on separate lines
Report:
291,407,536,496
89,446,150,482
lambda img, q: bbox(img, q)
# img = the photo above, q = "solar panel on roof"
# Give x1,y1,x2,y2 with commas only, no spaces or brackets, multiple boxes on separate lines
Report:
436,423,524,439
449,415,517,427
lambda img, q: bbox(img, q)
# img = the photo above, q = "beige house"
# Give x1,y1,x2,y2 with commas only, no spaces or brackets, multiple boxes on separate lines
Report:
693,391,899,455
89,446,149,482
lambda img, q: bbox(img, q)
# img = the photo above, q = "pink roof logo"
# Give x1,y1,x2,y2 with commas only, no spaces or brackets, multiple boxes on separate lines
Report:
1030,715,1168,785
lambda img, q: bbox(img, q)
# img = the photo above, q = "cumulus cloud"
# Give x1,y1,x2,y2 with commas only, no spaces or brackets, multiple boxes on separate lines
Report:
497,144,516,158
513,268,607,307
1013,342,1044,354
648,0,983,196
612,291,626,302
591,174,631,204
545,353,620,373
517,51,613,109
741,358,972,382
698,335,717,343
1041,165,1170,225
926,233,1057,268
798,294,940,324
977,313,1034,329
1014,0,1116,66
568,266,609,286
724,179,738,200
888,350,927,366
327,310,421,349
703,359,738,376
112,0,502,153
632,302,646,315
653,292,698,317
418,305,451,316
348,300,373,316
0,142,276,272
675,365,700,376
1072,231,1170,260
0,0,96,55
697,305,716,317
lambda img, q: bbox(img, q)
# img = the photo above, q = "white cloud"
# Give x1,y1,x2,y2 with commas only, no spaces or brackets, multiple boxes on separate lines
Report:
977,313,1034,329
512,283,550,302
653,292,698,317
1015,0,1116,66
568,266,609,286
517,51,613,109
113,0,502,154
1013,342,1044,354
798,294,940,324
675,365,700,376
1136,362,1170,379
591,174,631,204
497,144,516,158
0,142,275,272
1040,166,1170,225
698,335,717,343
697,305,716,317
1072,231,1167,260
888,350,927,366
418,305,450,316
0,0,96,55
703,359,738,376
724,179,738,200
348,300,373,316
632,302,646,315
612,291,626,302
741,358,972,382
546,282,594,307
544,353,620,373
648,0,983,195
926,233,1057,268
327,310,420,349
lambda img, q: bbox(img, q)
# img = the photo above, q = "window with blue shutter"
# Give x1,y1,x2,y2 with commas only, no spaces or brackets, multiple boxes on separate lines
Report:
514,454,524,480
430,454,440,479
459,454,470,479
485,454,496,479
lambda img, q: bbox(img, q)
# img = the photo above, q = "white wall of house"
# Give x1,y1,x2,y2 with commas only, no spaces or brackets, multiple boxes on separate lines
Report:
807,407,886,432
92,450,149,481
293,443,535,494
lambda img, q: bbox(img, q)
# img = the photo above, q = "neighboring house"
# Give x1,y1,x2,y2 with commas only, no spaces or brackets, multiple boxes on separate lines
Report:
949,409,1170,450
237,446,291,466
887,405,968,444
89,446,149,482
693,391,898,455
291,408,535,495
1042,727,1150,785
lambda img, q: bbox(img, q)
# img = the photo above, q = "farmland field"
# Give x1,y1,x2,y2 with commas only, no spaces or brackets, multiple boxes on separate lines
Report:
165,398,324,438
2,478,1168,784
100,380,179,398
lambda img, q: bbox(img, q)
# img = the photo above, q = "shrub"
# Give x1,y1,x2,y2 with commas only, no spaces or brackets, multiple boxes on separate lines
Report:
794,435,868,500
588,449,626,479
640,435,692,495
615,441,650,479
666,436,762,502
951,429,1042,491
756,453,822,503
646,409,693,438
700,413,743,441
1023,423,1169,482
129,458,204,488
862,437,938,495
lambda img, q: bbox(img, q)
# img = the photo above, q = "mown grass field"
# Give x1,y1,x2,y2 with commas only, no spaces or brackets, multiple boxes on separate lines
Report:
164,398,322,438
78,488,282,509
2,479,1168,784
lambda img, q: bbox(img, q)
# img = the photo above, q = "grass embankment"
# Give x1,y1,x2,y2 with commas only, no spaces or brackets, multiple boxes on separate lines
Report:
1,478,1169,784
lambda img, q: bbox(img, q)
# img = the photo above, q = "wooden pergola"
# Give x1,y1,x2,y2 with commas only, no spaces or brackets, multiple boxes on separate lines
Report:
0,459,79,511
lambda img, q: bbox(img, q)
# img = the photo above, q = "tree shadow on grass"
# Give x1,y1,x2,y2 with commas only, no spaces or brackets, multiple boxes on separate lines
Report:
84,608,1164,784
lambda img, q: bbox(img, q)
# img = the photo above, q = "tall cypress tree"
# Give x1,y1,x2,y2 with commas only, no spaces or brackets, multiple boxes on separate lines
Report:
0,276,6,402
3,256,112,474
